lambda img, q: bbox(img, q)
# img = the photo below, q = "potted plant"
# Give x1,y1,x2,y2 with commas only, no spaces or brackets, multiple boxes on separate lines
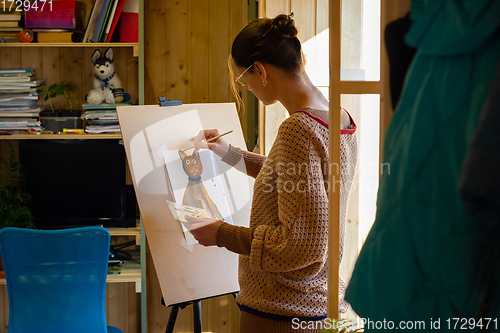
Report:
0,141,35,275
37,81,82,133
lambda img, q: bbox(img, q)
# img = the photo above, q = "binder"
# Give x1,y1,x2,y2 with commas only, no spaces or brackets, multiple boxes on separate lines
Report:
82,0,104,43
90,0,111,42
105,0,126,42
101,0,119,42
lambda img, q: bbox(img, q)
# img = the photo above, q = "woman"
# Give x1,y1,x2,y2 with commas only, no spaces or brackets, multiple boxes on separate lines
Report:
184,13,358,333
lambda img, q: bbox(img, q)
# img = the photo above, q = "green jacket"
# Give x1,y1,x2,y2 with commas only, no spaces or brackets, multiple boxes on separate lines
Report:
345,0,500,330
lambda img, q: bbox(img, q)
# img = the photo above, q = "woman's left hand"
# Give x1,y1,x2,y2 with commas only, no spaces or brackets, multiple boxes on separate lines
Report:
183,215,225,246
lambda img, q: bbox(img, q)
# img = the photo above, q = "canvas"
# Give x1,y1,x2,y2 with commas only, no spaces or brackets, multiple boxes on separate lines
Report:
117,103,253,306
164,148,234,247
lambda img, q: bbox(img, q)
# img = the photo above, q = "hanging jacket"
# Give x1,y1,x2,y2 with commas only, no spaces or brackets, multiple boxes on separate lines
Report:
345,0,500,330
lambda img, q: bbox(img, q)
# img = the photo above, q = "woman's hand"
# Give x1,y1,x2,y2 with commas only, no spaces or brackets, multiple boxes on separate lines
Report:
191,129,230,158
183,215,225,246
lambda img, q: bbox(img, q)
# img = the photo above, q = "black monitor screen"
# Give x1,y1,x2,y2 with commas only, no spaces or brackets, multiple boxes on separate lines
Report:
19,139,136,228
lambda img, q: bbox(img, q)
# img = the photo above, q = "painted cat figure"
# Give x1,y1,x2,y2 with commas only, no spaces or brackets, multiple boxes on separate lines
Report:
178,150,224,220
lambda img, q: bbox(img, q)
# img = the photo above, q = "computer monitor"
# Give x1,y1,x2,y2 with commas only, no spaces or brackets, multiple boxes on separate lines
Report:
19,139,136,229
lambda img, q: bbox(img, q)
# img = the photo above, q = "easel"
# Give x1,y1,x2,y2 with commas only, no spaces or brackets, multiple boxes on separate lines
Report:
161,292,238,333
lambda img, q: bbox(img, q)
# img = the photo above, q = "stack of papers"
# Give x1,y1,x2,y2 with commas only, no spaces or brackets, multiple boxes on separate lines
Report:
82,103,131,134
0,69,43,133
0,118,41,131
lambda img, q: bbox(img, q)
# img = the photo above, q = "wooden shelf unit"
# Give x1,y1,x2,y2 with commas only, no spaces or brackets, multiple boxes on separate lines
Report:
0,0,145,331
0,133,123,139
1,43,138,47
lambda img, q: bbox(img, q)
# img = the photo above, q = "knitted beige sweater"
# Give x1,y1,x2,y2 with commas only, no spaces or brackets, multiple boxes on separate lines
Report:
217,108,357,318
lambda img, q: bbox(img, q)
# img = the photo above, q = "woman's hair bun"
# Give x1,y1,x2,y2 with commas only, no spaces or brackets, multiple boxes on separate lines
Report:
269,13,298,39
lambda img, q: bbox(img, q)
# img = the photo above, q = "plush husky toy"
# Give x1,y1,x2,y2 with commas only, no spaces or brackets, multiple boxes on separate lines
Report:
91,47,124,103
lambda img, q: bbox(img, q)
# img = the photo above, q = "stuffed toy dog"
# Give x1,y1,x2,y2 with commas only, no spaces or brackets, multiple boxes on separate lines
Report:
91,47,124,103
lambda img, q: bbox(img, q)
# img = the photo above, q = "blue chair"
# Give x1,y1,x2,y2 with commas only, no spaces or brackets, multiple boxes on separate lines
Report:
0,226,123,333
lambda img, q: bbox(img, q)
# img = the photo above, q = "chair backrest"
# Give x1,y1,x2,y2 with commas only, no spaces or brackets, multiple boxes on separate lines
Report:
0,226,111,333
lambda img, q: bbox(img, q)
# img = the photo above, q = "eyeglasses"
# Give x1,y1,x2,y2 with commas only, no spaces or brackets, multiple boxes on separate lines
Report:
234,64,253,86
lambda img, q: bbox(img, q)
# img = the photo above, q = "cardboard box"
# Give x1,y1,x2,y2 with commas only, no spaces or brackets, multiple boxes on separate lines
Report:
26,0,86,30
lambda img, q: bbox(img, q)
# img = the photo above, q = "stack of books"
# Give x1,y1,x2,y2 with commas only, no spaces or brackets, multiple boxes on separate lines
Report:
0,69,44,133
82,103,130,133
0,11,22,42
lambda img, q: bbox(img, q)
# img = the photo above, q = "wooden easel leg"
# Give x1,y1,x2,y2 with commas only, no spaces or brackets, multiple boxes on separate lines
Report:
163,293,236,332
193,300,202,333
165,305,179,333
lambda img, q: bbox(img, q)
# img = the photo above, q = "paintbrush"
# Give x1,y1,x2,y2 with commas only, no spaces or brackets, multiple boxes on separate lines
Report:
181,130,233,151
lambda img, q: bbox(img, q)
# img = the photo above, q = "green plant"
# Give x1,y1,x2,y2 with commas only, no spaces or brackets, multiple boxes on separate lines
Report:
0,142,35,229
37,80,76,112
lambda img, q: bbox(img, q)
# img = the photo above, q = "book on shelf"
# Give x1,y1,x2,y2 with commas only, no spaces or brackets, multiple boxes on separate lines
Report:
37,32,73,43
83,112,118,120
91,0,111,42
0,27,22,32
0,21,19,28
82,0,104,43
0,106,43,112
0,13,22,21
0,100,38,108
0,76,32,82
106,0,126,42
0,88,37,93
0,105,43,118
111,0,137,42
85,125,120,134
0,118,41,126
87,118,118,124
98,0,115,42
0,31,19,42
0,91,39,100
0,112,41,118
0,126,42,131
101,0,120,42
0,80,45,88
0,86,37,94
0,69,34,75
82,102,131,110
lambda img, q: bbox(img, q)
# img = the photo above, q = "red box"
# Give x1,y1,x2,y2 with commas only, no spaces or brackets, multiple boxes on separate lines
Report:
114,12,138,43
25,0,86,30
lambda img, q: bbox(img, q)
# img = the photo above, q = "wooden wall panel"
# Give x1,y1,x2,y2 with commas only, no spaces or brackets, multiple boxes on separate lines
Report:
144,0,168,104
106,283,139,333
41,48,63,109
208,0,230,102
143,2,250,331
188,0,210,103
61,47,84,110
169,0,189,102
0,46,138,112
0,47,21,69
229,0,250,142
144,0,248,106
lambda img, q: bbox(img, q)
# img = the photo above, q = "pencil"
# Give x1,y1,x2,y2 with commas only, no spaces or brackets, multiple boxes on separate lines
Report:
181,130,233,151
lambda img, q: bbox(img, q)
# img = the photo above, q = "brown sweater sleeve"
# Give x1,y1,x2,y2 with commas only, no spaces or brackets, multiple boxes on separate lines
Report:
221,144,266,179
216,222,254,255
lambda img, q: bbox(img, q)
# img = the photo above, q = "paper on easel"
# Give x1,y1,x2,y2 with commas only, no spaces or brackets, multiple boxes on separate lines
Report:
167,200,211,222
163,149,234,225
166,200,210,246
